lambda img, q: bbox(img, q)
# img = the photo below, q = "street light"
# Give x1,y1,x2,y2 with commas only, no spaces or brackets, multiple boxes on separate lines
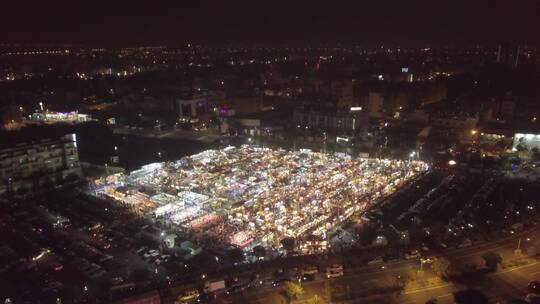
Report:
418,258,430,277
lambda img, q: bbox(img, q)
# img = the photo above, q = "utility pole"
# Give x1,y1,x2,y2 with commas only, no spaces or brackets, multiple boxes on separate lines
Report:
515,238,522,256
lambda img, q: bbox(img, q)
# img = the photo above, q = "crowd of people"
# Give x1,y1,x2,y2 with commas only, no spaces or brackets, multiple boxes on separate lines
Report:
92,146,428,253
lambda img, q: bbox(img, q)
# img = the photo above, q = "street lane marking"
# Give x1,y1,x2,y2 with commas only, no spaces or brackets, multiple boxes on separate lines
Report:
404,284,452,294
494,261,540,275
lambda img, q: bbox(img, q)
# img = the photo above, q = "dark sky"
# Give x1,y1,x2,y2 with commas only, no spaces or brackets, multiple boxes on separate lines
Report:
1,0,539,46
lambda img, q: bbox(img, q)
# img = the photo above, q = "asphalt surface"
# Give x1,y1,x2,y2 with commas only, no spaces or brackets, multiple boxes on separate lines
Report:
221,226,540,304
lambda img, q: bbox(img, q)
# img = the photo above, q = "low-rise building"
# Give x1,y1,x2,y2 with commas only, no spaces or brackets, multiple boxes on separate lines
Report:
293,107,369,132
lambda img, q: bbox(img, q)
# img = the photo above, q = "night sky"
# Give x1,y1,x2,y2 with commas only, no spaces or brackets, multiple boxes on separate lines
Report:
1,0,539,46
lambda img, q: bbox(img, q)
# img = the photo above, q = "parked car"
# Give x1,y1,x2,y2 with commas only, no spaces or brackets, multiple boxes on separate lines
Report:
326,264,344,278
226,285,245,294
405,250,421,260
271,278,290,287
367,257,383,265
177,290,199,303
301,266,319,275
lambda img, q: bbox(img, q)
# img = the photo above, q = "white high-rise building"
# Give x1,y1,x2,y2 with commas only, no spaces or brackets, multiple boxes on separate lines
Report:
0,134,82,195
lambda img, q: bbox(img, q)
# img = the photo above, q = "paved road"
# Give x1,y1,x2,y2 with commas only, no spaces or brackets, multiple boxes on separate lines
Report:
222,227,540,304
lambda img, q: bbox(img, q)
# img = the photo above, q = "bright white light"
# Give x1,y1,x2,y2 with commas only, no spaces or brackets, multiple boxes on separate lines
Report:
350,106,362,111
448,160,457,166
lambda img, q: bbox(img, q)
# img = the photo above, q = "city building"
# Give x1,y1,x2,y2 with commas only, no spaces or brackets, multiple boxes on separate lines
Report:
293,107,369,132
430,114,479,144
0,134,82,195
331,80,354,108
490,94,517,122
29,111,93,124
176,90,226,118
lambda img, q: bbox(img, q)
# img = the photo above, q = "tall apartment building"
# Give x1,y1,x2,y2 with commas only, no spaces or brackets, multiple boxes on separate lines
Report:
0,133,82,195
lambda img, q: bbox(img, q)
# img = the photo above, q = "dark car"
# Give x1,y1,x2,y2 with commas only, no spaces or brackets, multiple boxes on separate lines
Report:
528,280,540,292
226,285,244,295
198,292,216,302
272,278,290,287
301,274,315,282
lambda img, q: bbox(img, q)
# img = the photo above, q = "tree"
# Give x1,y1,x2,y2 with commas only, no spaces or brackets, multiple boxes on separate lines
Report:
252,245,266,259
130,267,150,283
357,225,378,246
453,289,489,304
482,252,502,271
284,281,304,299
281,237,296,252
527,245,538,257
226,248,245,264
64,172,80,183
15,187,29,196
431,257,452,279
41,177,54,189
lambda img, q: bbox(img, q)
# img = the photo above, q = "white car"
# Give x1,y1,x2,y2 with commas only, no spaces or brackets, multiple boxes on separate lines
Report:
326,268,344,278
326,264,344,278
301,266,319,275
